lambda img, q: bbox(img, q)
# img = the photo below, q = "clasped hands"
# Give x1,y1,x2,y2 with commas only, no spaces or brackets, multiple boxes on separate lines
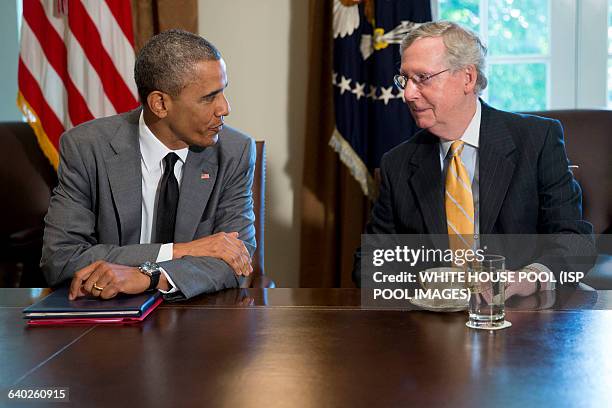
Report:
69,231,251,300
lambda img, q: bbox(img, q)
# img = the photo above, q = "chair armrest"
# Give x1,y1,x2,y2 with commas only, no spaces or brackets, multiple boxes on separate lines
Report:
250,275,276,288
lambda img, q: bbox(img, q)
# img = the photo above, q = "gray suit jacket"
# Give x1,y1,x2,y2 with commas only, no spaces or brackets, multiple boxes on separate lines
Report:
41,109,256,300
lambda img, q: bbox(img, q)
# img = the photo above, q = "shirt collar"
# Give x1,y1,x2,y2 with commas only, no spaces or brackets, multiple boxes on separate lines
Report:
440,99,481,158
139,111,189,171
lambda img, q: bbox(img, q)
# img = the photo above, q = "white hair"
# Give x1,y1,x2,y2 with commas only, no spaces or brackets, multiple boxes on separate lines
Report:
400,21,488,94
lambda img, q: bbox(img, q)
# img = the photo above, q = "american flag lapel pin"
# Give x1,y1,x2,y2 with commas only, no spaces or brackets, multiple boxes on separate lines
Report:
201,172,210,180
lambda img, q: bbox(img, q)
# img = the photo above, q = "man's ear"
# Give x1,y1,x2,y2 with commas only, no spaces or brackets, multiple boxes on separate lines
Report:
464,65,477,94
147,91,170,119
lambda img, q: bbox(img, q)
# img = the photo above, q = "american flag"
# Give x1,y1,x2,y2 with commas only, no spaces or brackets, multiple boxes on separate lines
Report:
330,0,431,198
17,0,139,169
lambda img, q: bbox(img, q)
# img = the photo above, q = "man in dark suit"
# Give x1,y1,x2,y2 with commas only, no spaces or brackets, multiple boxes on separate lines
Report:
354,21,595,296
41,30,255,301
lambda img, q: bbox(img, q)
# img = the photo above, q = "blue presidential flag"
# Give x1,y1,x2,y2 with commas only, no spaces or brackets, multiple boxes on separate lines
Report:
330,0,431,198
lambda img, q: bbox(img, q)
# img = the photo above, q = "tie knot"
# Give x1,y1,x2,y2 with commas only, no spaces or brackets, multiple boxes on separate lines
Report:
163,152,179,171
449,140,465,158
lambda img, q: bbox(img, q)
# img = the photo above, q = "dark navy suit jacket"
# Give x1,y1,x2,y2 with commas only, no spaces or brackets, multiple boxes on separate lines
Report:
354,102,595,286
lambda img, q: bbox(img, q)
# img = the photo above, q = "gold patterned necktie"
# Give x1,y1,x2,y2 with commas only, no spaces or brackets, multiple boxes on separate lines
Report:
445,140,475,251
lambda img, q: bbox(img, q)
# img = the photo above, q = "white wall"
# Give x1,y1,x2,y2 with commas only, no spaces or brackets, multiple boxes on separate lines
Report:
199,0,308,287
0,0,21,121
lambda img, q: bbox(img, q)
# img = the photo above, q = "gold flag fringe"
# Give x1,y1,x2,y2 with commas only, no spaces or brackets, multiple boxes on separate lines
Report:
17,91,59,170
329,128,378,200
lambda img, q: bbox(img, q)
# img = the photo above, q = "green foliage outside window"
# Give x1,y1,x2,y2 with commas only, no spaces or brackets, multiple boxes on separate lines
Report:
488,0,549,56
439,0,480,32
488,63,547,111
439,0,549,111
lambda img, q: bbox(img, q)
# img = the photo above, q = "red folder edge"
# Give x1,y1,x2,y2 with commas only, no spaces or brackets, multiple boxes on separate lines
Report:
26,296,163,326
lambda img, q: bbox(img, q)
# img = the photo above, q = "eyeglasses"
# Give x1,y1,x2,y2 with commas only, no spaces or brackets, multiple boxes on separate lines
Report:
393,68,450,90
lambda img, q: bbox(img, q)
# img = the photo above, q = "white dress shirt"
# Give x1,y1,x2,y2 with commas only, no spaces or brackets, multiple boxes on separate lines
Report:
436,100,553,288
138,111,188,293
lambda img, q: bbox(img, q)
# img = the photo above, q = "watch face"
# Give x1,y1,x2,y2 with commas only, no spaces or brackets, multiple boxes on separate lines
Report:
140,262,159,276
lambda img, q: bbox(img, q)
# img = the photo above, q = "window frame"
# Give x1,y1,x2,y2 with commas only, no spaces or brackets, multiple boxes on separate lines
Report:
606,0,612,109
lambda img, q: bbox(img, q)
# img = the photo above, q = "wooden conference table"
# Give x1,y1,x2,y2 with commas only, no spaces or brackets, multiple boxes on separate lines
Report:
2,287,612,407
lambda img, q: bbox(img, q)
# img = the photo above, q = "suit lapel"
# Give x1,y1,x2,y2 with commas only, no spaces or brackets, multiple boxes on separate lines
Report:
478,103,517,234
105,110,143,245
407,133,447,235
174,146,219,243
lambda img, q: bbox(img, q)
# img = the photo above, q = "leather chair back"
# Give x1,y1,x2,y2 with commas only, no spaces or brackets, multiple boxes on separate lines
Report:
530,110,612,236
0,122,55,287
246,140,275,288
530,110,611,290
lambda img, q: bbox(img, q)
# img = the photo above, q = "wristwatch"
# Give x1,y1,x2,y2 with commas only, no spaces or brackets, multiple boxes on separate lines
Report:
139,261,161,291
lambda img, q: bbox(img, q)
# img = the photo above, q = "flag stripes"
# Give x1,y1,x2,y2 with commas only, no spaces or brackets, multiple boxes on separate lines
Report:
67,0,138,112
18,0,139,169
105,0,135,47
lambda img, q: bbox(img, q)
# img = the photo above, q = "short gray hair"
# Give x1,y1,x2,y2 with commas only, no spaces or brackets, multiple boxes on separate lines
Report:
134,29,221,103
400,21,488,94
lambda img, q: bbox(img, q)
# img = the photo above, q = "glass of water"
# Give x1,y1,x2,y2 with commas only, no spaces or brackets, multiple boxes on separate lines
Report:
466,254,508,329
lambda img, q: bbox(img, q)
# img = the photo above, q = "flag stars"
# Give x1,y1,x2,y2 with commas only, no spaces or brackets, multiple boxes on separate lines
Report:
394,88,405,102
338,75,352,95
379,86,395,105
351,81,365,100
366,85,378,100
331,73,404,104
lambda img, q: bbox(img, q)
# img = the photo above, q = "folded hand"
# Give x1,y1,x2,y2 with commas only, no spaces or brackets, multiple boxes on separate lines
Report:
174,232,252,277
69,261,149,300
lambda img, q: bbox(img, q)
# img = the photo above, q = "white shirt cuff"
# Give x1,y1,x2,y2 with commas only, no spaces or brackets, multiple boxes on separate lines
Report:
157,243,173,262
156,244,178,294
525,263,556,291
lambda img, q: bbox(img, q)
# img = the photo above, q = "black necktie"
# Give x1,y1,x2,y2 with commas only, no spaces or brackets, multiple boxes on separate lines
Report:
155,152,180,243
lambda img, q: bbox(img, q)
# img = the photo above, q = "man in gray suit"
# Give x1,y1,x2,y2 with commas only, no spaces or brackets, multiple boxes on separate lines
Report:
41,30,255,301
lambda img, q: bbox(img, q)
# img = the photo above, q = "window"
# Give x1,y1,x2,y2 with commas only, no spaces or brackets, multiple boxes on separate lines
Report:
439,0,549,111
608,0,611,107
439,0,610,111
